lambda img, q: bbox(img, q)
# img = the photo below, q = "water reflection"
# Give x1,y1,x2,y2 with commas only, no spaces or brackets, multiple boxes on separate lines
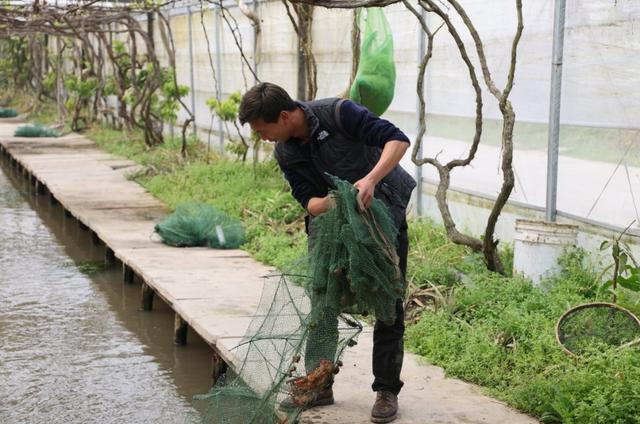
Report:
0,160,212,423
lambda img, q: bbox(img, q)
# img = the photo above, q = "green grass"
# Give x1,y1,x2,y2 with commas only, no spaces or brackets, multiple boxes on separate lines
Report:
84,123,640,423
28,101,59,125
86,124,307,270
2,91,58,124
406,248,640,423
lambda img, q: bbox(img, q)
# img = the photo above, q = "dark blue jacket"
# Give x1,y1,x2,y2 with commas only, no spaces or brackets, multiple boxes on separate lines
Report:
275,98,416,231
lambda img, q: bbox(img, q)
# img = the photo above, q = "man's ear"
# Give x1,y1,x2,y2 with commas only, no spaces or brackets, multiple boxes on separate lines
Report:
279,110,290,124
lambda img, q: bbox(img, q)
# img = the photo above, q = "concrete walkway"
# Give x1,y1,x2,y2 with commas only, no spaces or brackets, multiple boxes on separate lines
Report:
0,121,537,424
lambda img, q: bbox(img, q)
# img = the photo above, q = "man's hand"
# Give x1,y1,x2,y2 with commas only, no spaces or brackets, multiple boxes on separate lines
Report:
353,140,409,211
353,176,376,210
307,194,336,216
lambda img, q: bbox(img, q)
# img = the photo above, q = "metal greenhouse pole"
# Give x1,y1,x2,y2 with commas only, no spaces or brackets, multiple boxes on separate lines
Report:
545,0,567,222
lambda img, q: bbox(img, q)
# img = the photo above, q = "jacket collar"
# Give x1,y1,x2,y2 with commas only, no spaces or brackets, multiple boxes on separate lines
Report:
296,101,330,143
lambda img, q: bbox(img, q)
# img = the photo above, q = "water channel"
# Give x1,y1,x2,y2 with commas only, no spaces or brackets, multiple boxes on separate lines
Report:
0,160,213,423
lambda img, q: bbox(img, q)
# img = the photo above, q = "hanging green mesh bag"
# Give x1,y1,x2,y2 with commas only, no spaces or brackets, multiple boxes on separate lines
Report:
349,8,396,117
154,202,245,248
14,124,60,137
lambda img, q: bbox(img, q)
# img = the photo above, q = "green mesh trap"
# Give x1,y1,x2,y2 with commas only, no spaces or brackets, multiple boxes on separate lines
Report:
154,202,245,249
14,124,60,137
556,302,640,356
195,176,404,423
0,107,18,118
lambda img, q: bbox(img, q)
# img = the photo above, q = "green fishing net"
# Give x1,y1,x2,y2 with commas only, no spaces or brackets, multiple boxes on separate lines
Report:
307,175,403,326
196,176,403,423
154,202,245,249
349,8,396,116
196,273,362,424
14,124,60,137
0,107,18,118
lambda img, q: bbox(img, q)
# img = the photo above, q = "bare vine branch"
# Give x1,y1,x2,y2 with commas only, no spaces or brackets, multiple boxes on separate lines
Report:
210,0,259,88
408,0,524,273
287,0,400,7
198,1,220,100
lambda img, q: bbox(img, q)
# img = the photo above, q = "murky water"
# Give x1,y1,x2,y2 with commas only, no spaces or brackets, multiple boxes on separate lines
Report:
0,160,213,423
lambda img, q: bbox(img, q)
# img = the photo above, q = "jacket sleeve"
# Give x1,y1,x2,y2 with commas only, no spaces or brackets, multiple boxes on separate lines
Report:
279,162,327,210
339,99,410,147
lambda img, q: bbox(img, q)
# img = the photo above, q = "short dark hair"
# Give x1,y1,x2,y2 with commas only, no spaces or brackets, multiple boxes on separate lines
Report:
239,82,297,125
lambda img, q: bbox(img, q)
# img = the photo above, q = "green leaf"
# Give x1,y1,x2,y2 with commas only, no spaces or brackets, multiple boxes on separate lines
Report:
599,240,611,251
619,253,628,270
618,274,640,292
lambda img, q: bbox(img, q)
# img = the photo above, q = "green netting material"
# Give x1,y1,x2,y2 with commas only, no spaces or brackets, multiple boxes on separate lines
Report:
307,175,403,326
14,124,60,137
349,8,396,117
195,274,362,424
195,176,403,423
154,202,245,249
0,107,18,118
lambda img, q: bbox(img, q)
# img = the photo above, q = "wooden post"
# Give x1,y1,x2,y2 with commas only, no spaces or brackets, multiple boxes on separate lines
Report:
105,247,115,265
49,193,58,205
141,283,155,311
64,209,73,218
123,264,134,284
174,314,188,345
35,180,46,194
211,351,228,385
78,220,88,231
91,231,101,245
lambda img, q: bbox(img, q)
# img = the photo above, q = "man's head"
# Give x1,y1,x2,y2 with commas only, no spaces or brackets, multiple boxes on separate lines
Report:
239,82,298,143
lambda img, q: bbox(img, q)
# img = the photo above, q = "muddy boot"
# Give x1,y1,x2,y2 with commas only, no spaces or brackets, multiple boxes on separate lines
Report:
279,388,334,411
370,390,398,423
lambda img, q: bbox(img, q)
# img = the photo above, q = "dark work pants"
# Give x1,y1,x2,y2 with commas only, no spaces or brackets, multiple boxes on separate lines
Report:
372,220,407,395
305,220,407,395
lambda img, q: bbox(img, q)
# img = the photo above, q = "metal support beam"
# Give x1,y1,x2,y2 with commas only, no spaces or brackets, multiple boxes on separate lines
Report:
545,0,567,222
188,7,198,135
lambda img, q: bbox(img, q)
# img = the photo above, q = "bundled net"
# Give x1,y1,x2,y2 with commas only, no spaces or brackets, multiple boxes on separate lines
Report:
556,302,640,356
14,124,60,137
195,176,403,423
349,7,396,117
307,175,403,325
155,202,245,249
0,107,18,118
